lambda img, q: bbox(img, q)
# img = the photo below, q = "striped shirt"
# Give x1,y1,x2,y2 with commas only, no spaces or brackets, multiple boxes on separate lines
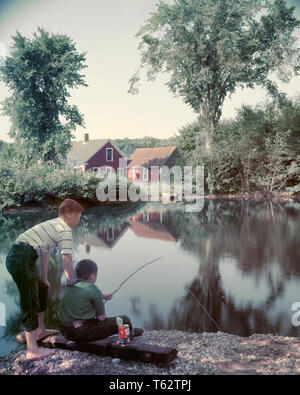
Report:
15,217,73,256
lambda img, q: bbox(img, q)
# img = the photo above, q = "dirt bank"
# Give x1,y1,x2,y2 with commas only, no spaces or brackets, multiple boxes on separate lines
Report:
1,330,300,375
2,192,299,214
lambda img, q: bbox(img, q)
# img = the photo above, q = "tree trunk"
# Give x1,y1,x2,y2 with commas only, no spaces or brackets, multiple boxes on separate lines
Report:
196,109,216,194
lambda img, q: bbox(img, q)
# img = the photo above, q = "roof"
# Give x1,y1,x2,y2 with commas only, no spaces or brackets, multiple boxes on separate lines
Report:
67,139,109,164
129,219,176,242
127,146,178,169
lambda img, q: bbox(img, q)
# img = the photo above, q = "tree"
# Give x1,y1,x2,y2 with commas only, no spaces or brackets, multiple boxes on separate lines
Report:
129,0,299,161
0,28,87,163
175,97,300,193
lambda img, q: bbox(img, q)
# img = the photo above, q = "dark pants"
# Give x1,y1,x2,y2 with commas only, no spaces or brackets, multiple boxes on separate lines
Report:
60,315,132,342
6,243,48,332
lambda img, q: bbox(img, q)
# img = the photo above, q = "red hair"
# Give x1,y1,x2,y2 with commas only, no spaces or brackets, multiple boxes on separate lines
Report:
59,199,84,216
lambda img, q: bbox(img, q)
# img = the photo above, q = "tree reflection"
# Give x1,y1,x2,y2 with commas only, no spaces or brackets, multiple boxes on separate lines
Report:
144,200,300,337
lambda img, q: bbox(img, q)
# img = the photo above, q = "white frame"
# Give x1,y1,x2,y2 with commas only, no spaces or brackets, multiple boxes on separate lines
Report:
118,167,127,178
132,168,137,179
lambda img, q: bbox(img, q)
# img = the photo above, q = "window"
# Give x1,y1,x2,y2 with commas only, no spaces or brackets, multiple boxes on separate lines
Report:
143,212,148,222
93,167,100,173
105,166,113,174
107,227,114,241
118,167,127,177
143,168,148,181
106,148,113,162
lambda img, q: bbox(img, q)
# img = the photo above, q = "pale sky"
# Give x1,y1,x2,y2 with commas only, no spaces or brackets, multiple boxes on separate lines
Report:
0,0,299,143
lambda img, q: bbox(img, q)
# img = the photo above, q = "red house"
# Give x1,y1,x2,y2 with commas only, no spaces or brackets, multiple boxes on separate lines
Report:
127,146,184,181
67,133,127,175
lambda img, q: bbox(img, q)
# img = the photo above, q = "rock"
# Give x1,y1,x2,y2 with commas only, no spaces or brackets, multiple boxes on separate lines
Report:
1,330,300,375
112,358,121,364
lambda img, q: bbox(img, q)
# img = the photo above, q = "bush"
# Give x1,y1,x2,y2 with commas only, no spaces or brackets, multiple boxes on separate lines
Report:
0,159,121,210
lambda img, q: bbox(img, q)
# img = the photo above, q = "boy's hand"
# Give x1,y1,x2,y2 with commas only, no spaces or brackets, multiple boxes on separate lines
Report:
43,280,51,292
103,293,113,300
62,254,74,284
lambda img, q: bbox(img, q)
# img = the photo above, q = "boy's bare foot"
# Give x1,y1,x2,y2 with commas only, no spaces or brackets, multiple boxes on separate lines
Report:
26,347,54,361
16,333,26,344
36,328,59,341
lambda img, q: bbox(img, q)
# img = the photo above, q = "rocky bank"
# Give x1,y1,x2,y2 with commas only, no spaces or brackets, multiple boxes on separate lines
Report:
1,330,300,375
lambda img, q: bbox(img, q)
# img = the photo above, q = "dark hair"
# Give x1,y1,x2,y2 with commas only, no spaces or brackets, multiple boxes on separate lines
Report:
59,198,84,216
76,259,98,280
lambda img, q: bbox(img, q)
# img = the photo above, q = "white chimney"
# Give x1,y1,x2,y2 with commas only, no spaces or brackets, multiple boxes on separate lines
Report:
83,133,89,143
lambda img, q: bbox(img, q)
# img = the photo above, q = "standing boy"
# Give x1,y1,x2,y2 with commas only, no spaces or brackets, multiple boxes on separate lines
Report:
60,259,143,342
6,198,84,361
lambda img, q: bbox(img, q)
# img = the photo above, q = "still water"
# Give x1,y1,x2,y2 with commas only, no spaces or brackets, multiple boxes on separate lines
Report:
0,199,299,356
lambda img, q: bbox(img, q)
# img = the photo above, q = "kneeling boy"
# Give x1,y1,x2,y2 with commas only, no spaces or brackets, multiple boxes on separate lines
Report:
60,259,143,342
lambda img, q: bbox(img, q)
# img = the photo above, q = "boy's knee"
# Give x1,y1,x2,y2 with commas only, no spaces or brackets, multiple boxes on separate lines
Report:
22,313,39,332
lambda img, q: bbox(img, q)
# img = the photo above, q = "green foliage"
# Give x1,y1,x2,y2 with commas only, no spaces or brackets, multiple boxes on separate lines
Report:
176,97,300,194
130,0,299,137
175,121,200,162
0,27,87,163
0,155,105,209
112,136,177,157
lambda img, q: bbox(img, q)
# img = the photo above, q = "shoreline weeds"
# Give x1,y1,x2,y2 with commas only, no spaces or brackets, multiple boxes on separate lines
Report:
1,192,299,214
1,330,300,375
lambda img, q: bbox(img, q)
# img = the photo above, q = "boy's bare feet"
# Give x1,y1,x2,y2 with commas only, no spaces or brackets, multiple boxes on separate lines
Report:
26,347,54,361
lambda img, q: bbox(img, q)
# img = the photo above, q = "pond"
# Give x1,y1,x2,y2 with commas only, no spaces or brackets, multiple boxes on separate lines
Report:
0,199,299,356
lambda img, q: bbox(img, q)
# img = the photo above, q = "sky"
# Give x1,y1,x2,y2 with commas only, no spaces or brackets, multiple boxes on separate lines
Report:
0,0,299,142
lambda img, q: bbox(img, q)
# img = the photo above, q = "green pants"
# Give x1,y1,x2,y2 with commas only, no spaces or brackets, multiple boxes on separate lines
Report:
6,243,48,332
60,315,132,342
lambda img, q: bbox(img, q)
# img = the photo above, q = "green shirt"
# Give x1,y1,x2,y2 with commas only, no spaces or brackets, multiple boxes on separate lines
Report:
60,281,105,324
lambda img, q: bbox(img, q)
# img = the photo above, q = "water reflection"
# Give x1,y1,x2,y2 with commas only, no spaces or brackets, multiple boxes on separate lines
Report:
129,211,178,242
0,199,299,355
162,200,300,336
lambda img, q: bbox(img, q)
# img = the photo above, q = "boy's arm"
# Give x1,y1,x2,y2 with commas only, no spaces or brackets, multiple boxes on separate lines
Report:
40,253,51,291
93,288,106,321
98,313,107,321
61,254,74,285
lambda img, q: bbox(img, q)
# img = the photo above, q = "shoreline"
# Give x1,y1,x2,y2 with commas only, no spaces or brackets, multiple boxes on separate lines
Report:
1,330,300,375
1,192,299,214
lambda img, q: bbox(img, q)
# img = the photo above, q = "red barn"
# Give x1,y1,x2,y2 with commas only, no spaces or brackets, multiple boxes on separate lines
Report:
67,133,127,175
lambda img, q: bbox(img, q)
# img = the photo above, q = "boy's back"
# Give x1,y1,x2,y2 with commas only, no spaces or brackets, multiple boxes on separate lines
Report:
60,281,105,325
59,259,141,343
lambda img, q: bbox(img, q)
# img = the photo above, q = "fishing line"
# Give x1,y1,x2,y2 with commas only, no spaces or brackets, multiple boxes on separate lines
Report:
104,256,222,333
188,289,222,332
104,256,163,304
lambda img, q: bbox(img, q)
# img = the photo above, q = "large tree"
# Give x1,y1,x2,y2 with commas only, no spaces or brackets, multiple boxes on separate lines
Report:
0,28,87,163
129,0,299,152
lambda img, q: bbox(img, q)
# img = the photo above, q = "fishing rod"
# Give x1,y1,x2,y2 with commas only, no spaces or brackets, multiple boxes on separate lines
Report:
104,256,163,304
104,256,222,332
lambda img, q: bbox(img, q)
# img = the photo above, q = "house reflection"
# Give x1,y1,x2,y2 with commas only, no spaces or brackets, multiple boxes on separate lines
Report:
81,209,179,252
129,210,178,242
82,222,130,252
